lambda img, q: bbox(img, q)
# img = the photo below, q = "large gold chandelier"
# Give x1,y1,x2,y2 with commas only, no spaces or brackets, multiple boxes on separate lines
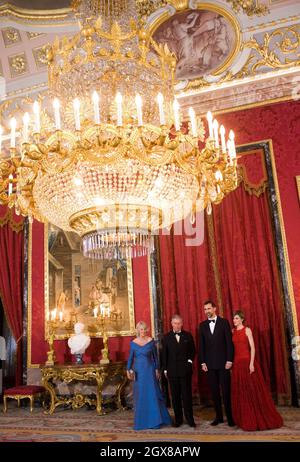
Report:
0,0,238,259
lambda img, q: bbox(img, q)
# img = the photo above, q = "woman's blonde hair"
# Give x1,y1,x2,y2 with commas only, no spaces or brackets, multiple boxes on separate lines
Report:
136,321,148,336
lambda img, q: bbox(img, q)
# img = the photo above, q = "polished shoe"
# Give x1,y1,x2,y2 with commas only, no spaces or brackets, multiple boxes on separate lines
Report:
188,421,196,428
210,419,224,426
227,420,235,427
172,422,182,428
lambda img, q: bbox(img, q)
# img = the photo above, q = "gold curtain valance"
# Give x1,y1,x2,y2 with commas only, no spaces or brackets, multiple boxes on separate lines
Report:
0,207,24,233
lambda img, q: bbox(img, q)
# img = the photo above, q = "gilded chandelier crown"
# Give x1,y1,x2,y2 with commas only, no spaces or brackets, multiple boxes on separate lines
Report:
0,0,238,259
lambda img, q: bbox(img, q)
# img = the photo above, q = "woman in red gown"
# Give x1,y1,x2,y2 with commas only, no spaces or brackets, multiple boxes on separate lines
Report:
231,310,283,431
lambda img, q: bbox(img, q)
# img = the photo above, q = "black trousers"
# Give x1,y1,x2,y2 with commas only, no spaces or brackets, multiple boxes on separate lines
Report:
168,375,194,424
207,369,233,421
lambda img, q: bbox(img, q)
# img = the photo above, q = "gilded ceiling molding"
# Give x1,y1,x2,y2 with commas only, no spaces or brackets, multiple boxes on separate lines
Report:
139,0,269,17
181,24,300,92
244,14,300,33
225,0,269,17
242,25,300,74
0,2,74,25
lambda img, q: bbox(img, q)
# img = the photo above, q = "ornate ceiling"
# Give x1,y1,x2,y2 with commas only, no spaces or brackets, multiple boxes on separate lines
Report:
0,0,300,118
1,1,70,9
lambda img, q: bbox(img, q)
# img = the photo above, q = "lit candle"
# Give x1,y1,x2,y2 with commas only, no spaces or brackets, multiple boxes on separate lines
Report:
93,307,98,318
135,93,143,126
59,311,63,322
92,91,100,125
156,93,166,125
206,111,213,138
219,125,226,153
215,170,223,182
0,125,3,154
188,107,197,137
22,112,30,143
33,101,40,133
73,98,81,131
157,92,165,125
10,117,17,148
229,130,236,159
53,98,61,130
115,92,123,126
100,304,105,316
51,308,57,321
8,174,13,196
173,99,180,131
213,119,219,148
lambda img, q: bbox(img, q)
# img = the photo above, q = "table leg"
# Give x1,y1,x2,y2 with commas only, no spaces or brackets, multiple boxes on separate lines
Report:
3,396,7,413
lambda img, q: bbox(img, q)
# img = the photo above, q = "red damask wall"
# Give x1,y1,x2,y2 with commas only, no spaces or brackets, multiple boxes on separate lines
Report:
217,100,300,328
29,99,300,365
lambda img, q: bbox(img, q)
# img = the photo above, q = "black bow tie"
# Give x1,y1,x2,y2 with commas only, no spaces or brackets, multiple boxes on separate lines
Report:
174,331,182,336
209,319,216,323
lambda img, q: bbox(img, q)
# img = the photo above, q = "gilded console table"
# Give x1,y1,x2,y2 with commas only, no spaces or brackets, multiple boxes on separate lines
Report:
41,362,127,415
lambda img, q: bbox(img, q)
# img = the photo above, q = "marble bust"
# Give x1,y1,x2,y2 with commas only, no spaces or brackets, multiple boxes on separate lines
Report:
68,323,91,359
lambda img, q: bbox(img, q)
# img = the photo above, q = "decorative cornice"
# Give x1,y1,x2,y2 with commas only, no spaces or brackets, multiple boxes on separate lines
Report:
225,0,269,17
0,3,72,20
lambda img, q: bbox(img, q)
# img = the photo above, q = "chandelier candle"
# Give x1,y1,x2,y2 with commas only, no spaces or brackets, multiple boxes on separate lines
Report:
207,111,214,138
157,93,165,125
220,125,226,154
53,98,61,131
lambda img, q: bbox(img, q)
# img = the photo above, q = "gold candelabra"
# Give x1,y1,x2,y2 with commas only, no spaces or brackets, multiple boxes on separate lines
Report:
93,303,112,364
45,308,76,365
46,319,59,366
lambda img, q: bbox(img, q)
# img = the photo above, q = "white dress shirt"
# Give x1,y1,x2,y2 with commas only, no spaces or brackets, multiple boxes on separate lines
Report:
209,316,217,334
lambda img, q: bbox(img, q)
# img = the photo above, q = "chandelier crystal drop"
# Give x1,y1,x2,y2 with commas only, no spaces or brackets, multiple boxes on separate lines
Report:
0,0,238,259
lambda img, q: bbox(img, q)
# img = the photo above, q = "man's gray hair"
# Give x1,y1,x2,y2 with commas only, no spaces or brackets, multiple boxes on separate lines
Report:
171,314,183,321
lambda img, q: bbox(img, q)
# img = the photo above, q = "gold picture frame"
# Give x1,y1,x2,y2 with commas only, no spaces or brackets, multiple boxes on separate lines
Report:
297,176,300,202
149,2,241,82
44,224,136,340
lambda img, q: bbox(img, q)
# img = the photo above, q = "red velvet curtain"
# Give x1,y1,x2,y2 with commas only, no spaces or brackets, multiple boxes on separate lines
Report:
159,185,290,402
211,185,290,401
159,220,217,395
0,207,24,385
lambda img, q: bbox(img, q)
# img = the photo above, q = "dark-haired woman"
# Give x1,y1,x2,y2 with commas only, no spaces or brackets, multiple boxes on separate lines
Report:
231,310,283,431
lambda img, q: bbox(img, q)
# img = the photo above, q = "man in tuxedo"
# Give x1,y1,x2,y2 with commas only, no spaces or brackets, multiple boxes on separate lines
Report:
162,314,196,428
199,300,235,426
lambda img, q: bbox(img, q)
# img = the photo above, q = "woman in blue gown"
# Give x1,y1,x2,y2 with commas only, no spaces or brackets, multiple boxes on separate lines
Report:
127,321,171,430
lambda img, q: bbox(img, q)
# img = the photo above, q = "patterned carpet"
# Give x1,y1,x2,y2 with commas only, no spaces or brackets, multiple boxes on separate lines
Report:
0,404,299,442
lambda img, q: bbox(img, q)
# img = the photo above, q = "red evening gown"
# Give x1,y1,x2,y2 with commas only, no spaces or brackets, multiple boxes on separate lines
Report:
231,327,283,431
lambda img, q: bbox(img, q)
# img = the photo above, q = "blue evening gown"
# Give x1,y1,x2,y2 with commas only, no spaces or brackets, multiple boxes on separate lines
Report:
127,339,172,430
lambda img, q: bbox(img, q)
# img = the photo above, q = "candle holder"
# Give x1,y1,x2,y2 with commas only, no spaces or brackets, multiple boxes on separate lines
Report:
45,320,58,366
94,303,111,365
45,308,76,365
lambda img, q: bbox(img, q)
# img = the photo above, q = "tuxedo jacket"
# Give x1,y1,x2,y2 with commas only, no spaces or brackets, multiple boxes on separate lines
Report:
199,316,234,369
162,330,196,378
